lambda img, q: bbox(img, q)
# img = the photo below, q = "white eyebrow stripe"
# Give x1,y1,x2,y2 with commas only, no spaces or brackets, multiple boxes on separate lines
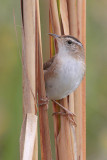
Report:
74,40,83,47
66,37,83,47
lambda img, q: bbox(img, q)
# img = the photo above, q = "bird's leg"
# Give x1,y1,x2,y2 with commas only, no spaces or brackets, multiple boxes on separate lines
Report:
52,100,76,117
52,100,77,126
52,112,77,126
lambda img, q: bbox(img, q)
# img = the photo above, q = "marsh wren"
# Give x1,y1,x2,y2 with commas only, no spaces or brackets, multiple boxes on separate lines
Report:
43,34,85,125
44,33,85,100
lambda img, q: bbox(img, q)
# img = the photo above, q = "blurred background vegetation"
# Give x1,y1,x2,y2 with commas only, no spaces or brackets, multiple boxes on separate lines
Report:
0,0,107,159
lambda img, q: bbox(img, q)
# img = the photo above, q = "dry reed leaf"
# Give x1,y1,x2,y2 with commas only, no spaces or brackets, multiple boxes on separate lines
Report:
20,113,38,160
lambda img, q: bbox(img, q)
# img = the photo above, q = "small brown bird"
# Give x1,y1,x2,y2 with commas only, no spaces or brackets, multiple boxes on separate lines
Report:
44,33,85,100
43,33,85,125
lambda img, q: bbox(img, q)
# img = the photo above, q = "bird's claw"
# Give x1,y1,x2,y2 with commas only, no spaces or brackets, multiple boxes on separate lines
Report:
52,111,77,127
52,100,77,126
38,97,49,110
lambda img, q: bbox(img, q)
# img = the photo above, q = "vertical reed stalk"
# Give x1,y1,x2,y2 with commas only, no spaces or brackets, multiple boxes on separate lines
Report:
82,1,86,159
21,0,36,118
74,0,86,159
36,1,52,160
20,0,38,159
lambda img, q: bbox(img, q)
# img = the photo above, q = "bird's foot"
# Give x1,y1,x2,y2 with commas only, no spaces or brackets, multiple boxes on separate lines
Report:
52,111,77,126
38,97,49,110
52,100,77,126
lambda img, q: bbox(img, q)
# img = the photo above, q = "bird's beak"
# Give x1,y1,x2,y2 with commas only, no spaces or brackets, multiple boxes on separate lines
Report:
48,33,60,39
48,33,61,45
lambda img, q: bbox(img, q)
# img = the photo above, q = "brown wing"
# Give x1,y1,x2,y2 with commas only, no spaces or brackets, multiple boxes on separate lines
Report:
43,56,55,70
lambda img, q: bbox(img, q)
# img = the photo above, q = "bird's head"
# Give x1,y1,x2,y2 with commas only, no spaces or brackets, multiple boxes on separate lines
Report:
48,33,84,60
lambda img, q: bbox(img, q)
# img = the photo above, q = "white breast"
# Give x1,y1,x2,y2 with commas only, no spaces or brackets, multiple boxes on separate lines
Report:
46,55,85,100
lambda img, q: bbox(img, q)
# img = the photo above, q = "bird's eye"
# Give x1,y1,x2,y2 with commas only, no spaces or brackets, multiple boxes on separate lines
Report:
67,40,72,44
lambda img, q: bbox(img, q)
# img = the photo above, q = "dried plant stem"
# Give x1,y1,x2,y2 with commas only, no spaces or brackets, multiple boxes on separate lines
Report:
20,0,38,159
60,0,69,34
67,0,78,37
50,0,61,35
36,0,52,160
82,1,86,159
74,0,86,159
21,0,36,118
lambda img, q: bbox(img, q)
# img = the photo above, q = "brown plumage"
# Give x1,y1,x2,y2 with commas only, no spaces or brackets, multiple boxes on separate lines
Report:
43,56,55,70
